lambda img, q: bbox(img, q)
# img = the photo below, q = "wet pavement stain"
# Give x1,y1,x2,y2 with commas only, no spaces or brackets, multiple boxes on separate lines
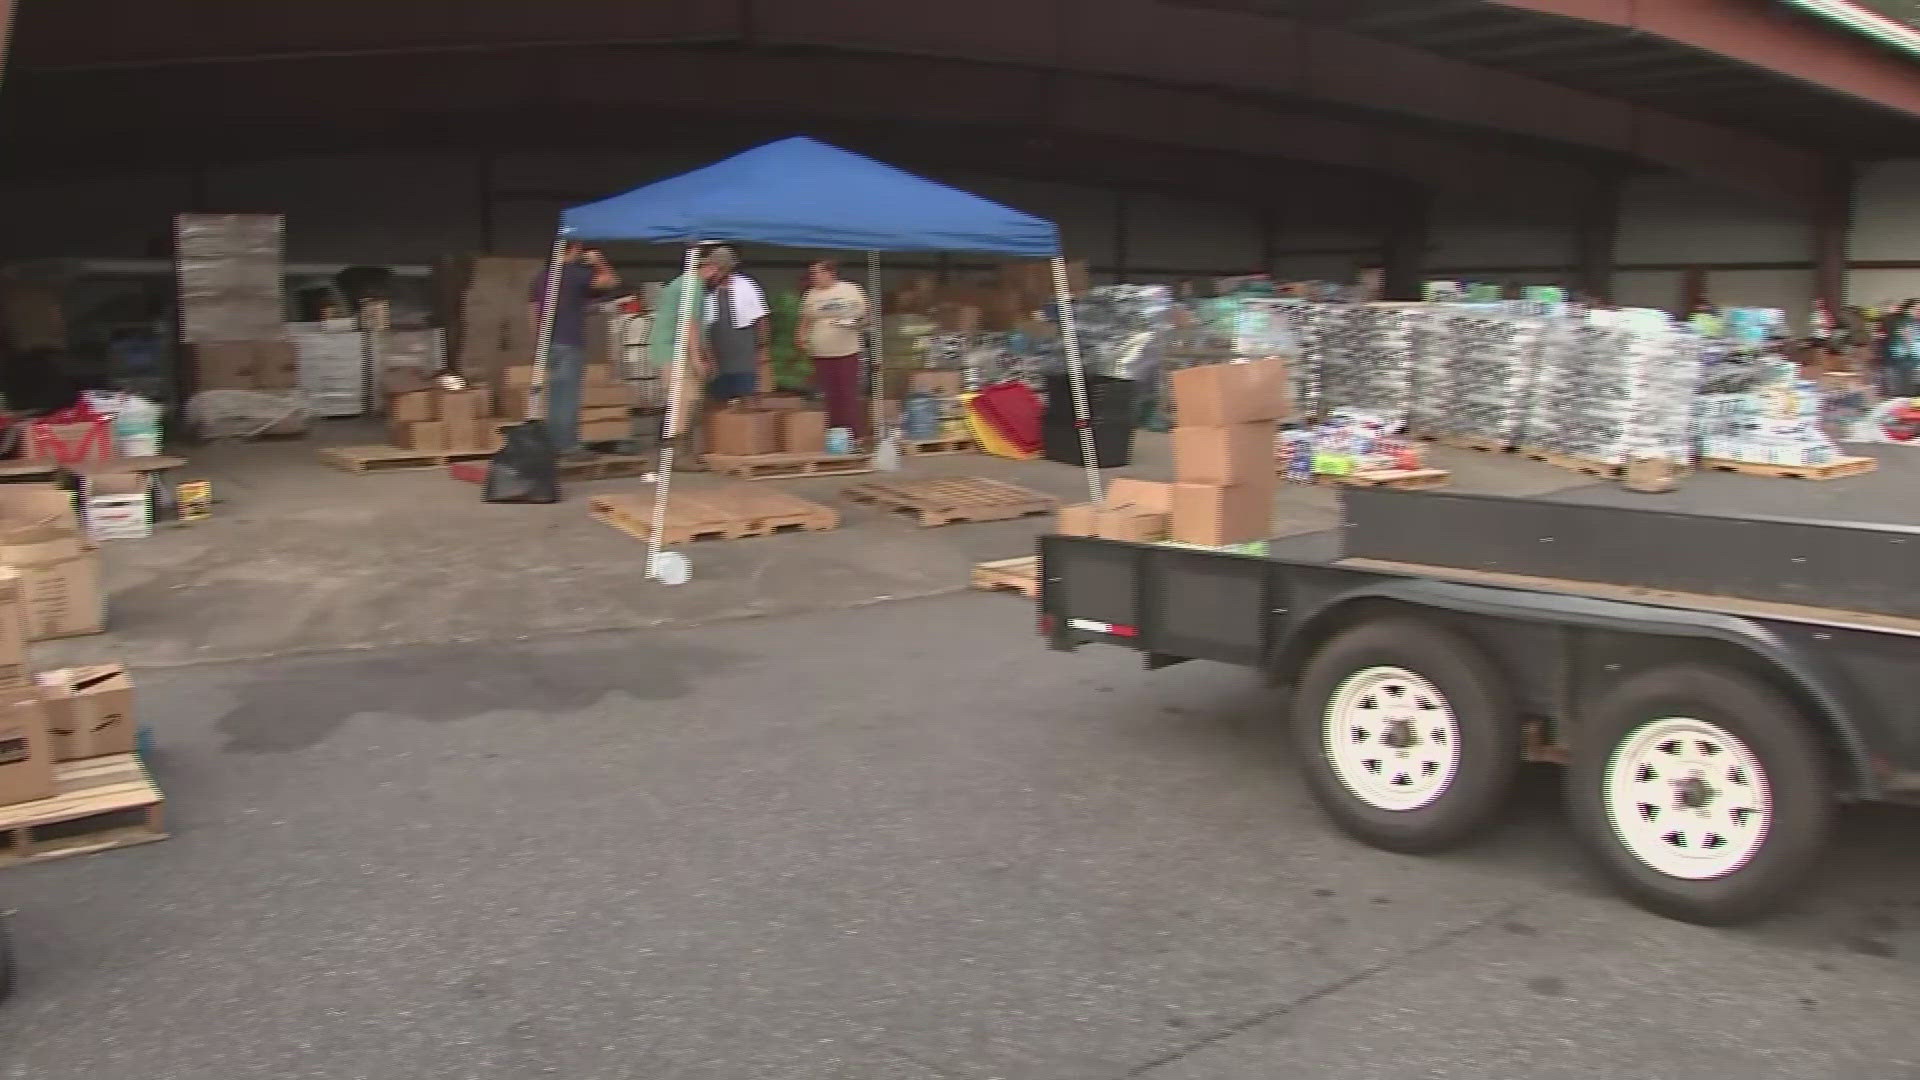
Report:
215,637,739,752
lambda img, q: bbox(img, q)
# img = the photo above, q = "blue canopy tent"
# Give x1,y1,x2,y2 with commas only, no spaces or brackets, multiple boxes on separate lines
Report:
535,137,1102,582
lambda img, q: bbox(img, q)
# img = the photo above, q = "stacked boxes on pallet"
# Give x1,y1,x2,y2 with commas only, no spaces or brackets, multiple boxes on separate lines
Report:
384,376,503,456
1520,310,1701,466
709,404,831,457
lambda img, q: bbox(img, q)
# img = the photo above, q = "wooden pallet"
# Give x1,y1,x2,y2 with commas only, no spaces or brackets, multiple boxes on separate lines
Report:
971,556,1040,598
1316,468,1451,491
843,477,1059,527
321,445,493,474
560,453,653,480
703,452,874,480
906,436,979,457
1698,455,1878,481
1519,447,1624,480
0,754,166,870
590,483,838,546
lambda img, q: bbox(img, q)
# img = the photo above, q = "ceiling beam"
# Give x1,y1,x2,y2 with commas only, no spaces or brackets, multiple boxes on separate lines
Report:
1486,0,1920,117
6,0,1834,208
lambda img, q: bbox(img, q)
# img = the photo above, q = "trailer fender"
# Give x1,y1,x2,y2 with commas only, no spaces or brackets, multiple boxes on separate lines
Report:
1271,579,1879,799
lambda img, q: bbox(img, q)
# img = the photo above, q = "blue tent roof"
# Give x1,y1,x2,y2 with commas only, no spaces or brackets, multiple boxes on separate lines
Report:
560,137,1060,257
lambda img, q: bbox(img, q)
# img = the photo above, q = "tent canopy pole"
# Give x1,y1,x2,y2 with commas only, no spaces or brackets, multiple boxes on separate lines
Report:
531,232,569,421
1051,255,1102,504
646,242,705,579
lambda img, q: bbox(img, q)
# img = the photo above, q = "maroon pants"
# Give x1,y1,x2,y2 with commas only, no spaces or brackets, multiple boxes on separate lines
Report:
811,354,869,441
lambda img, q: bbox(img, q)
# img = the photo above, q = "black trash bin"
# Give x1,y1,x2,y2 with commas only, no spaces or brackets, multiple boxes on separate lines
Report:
1043,374,1137,469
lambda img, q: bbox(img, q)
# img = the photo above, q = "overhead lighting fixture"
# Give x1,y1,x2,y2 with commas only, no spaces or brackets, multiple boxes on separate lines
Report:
1779,0,1920,57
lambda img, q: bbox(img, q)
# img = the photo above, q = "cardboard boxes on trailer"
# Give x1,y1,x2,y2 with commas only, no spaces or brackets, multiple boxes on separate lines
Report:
1163,360,1287,547
1055,478,1173,542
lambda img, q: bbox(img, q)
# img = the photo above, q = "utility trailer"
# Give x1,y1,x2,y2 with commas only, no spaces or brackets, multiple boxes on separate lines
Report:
1039,487,1920,925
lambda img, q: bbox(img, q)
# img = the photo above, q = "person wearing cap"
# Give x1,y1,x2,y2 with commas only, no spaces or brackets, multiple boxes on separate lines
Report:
528,240,620,460
696,245,770,412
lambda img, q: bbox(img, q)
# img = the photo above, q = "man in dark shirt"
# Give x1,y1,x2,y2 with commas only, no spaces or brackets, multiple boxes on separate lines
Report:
528,241,620,457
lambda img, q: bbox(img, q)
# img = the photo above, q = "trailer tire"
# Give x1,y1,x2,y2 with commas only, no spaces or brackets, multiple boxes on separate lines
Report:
1293,618,1519,854
1568,664,1831,926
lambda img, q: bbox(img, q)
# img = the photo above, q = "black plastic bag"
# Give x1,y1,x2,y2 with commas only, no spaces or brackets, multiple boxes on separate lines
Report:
483,421,561,504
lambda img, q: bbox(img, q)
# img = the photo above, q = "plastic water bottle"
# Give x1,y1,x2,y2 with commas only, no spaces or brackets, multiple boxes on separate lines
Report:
826,427,853,456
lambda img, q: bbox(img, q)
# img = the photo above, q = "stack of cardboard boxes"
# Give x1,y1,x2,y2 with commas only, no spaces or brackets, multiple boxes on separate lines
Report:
1056,358,1289,548
494,365,636,445
708,400,830,458
0,493,130,810
384,375,504,456
432,255,540,387
0,562,136,808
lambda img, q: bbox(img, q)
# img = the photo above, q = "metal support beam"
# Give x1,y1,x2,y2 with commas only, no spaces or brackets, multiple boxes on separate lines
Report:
1114,191,1130,284
1814,162,1855,314
1382,191,1431,302
1576,173,1622,305
0,0,14,90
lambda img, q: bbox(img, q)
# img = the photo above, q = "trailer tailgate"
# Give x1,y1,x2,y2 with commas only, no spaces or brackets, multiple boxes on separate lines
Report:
1040,535,1272,666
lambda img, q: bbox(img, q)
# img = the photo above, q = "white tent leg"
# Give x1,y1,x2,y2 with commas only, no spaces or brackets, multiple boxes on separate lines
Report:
531,233,568,423
865,250,885,459
647,243,704,581
1052,255,1103,504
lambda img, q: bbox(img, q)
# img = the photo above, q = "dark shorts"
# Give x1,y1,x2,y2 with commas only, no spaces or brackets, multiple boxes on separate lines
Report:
707,372,758,402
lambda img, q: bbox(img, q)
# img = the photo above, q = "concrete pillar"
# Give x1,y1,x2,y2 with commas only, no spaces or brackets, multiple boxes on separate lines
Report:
1381,190,1431,302
1576,174,1623,305
1813,161,1855,315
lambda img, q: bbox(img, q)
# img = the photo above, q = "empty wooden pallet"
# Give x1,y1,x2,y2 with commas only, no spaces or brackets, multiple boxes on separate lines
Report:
321,445,494,474
0,754,167,870
905,436,979,457
843,477,1059,527
1316,468,1451,491
703,452,873,480
971,556,1039,598
1698,455,1877,481
590,483,838,546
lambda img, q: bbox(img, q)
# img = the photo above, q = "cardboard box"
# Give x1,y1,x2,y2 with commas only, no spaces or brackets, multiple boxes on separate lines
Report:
778,410,828,454
496,387,532,422
1105,479,1174,514
579,405,629,425
581,383,634,409
1056,503,1096,536
1095,505,1170,543
710,410,777,457
381,368,439,396
579,419,630,445
1171,482,1273,547
82,473,151,542
1172,422,1277,485
1170,359,1292,427
502,365,537,389
585,363,620,386
909,371,964,397
27,420,114,466
0,486,104,642
0,568,28,692
388,390,437,424
191,342,258,390
35,664,133,761
437,389,489,452
252,339,301,390
0,692,54,807
389,420,447,454
759,394,811,412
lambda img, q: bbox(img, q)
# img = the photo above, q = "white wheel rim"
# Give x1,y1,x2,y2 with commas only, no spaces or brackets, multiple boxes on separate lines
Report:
1603,717,1772,881
1322,665,1462,812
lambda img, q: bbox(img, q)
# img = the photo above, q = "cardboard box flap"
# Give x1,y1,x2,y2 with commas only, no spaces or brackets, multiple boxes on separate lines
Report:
0,534,87,567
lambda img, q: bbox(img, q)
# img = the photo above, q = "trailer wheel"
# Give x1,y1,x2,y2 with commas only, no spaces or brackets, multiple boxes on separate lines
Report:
1293,619,1519,853
1568,664,1831,926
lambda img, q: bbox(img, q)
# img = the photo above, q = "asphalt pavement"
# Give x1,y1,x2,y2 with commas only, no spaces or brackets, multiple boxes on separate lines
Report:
3,593,1918,1080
